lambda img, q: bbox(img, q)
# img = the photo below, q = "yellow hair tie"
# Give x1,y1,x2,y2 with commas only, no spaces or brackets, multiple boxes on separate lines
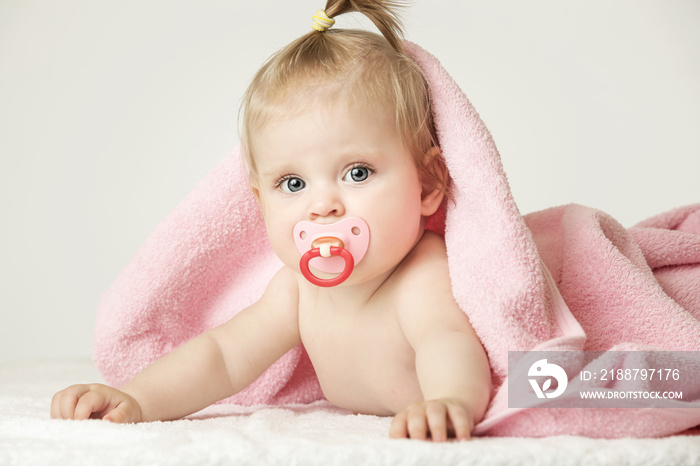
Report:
312,10,335,32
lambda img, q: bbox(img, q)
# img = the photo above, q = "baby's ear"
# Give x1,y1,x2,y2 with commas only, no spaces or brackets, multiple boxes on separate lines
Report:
249,177,263,206
419,146,448,216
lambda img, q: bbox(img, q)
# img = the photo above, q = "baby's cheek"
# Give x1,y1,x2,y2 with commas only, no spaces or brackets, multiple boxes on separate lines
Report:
273,236,300,270
372,202,423,259
262,215,298,268
387,191,424,232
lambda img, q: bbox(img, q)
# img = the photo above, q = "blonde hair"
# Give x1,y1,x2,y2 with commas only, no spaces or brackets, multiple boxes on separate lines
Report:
239,0,451,200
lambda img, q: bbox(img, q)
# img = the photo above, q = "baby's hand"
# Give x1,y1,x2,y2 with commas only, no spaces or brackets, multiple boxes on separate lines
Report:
389,398,473,442
51,383,142,423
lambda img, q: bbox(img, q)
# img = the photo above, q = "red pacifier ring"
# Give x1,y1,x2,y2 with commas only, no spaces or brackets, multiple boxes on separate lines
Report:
299,246,355,287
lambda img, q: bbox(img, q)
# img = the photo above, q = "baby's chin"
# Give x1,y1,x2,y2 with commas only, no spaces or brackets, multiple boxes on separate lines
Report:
299,261,397,289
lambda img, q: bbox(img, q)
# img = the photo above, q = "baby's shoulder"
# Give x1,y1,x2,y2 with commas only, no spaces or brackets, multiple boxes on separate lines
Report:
402,230,448,271
260,265,300,312
268,265,300,293
412,229,447,255
392,230,449,292
391,230,467,336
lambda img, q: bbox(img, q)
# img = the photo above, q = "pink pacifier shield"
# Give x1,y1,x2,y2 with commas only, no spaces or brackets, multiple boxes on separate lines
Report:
293,217,370,274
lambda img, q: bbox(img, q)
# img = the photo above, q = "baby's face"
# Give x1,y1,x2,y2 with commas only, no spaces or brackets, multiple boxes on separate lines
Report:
251,98,428,286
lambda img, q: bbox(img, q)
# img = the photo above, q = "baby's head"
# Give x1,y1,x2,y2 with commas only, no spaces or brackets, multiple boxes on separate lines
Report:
241,0,449,199
239,0,450,285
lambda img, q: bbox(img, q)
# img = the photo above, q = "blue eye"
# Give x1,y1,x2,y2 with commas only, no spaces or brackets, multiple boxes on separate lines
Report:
280,177,305,193
344,166,372,183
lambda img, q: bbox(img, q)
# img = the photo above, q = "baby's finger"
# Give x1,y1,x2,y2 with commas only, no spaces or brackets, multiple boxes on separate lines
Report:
406,405,428,440
58,384,89,420
446,403,472,441
50,391,64,419
103,401,137,424
74,389,109,420
389,411,409,439
425,401,448,442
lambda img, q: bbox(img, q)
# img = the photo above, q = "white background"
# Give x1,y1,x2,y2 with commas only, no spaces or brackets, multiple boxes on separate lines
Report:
1,1,698,365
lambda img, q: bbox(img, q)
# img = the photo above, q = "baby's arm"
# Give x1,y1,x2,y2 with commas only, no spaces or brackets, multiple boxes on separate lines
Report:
390,234,491,441
51,267,300,422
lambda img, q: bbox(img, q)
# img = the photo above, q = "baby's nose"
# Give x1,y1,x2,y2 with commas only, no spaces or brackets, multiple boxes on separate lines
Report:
308,189,345,219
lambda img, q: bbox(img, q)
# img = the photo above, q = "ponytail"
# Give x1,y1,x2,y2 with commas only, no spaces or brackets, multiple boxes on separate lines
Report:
323,0,406,53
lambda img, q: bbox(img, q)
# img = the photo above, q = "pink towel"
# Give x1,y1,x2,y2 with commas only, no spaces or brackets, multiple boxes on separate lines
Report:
94,41,700,437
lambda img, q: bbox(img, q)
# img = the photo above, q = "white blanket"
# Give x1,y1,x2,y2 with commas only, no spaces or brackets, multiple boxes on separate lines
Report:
1,360,699,466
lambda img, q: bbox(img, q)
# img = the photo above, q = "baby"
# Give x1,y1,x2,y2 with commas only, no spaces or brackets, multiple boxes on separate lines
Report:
50,0,492,442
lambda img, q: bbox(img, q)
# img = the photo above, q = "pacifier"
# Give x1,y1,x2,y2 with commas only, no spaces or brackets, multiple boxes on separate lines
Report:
293,217,370,287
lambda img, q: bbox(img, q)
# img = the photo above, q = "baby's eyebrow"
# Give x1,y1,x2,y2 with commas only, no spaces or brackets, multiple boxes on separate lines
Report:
261,165,296,178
